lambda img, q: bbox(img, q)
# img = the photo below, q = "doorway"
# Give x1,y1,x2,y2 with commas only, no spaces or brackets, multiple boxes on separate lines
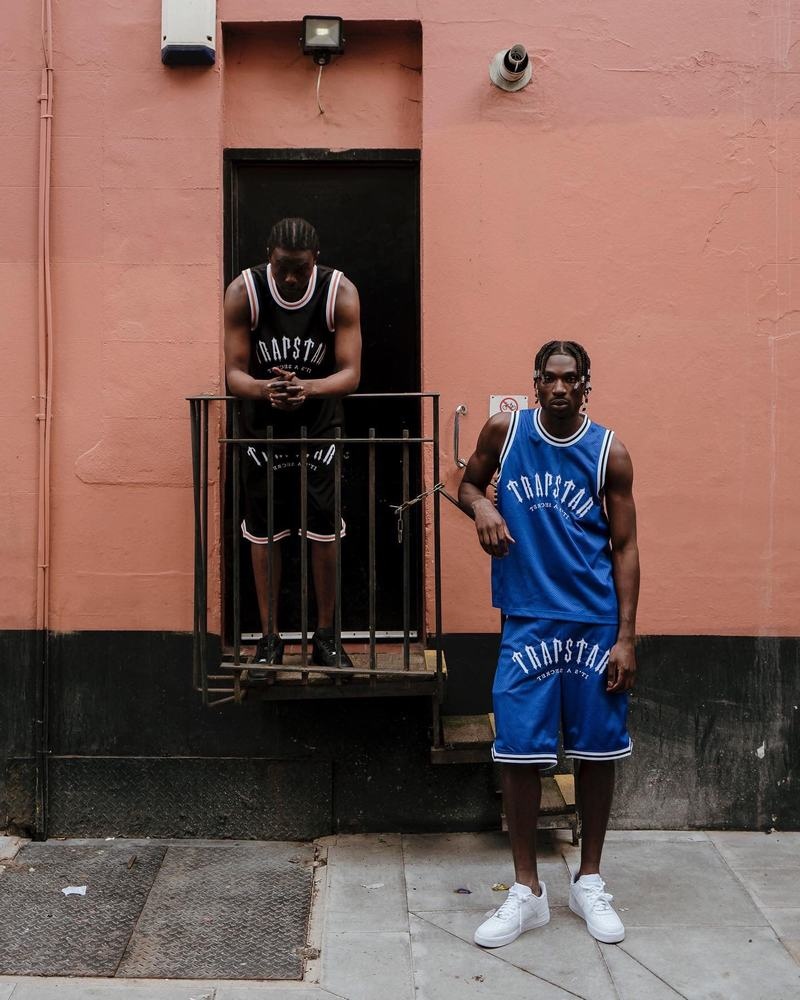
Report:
223,149,421,641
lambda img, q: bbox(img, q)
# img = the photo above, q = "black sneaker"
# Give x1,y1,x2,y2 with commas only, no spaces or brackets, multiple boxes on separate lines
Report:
250,633,284,678
311,628,353,668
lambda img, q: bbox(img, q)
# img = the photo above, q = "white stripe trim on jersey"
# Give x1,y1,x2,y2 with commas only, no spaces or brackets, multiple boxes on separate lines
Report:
325,269,343,332
497,410,520,475
564,739,633,761
267,263,318,310
242,268,259,331
596,428,614,495
533,408,592,448
240,520,292,544
491,746,558,765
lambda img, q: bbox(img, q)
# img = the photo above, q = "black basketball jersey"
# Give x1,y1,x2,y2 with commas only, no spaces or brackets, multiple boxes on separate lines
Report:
240,263,344,437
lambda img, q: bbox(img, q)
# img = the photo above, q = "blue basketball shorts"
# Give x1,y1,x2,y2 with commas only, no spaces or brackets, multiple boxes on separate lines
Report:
491,617,632,766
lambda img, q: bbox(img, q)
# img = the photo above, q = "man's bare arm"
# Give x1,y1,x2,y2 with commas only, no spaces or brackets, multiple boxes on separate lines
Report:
604,437,640,693
223,277,283,402
458,414,516,558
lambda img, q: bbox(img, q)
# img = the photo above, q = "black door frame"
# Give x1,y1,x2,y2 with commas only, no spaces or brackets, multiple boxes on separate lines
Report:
221,148,422,641
223,147,421,291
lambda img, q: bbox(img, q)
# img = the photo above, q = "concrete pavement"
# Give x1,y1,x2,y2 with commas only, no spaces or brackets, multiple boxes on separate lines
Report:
1,830,799,999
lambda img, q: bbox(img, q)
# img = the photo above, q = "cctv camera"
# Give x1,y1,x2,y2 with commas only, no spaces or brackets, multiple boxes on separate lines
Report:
489,44,532,92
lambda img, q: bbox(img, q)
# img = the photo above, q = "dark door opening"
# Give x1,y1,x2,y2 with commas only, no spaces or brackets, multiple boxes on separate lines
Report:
223,150,421,642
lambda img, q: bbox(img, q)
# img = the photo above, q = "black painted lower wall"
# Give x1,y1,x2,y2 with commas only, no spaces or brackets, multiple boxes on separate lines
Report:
1,630,798,837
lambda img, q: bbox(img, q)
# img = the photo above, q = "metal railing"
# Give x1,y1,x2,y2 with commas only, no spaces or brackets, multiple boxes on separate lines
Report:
188,393,445,715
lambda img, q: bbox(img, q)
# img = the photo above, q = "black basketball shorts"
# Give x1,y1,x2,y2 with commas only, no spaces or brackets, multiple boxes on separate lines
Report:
240,440,346,543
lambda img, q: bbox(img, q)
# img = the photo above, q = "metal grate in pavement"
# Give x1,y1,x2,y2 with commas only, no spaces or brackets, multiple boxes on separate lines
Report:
0,842,166,976
117,841,315,980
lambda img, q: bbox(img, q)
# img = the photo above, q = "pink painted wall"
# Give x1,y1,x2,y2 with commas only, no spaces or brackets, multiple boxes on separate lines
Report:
3,2,799,637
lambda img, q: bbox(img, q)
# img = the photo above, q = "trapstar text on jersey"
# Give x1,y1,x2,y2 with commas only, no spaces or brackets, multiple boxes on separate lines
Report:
256,336,326,370
505,470,595,519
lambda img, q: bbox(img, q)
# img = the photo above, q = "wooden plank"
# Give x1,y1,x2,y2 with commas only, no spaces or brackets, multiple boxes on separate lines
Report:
488,712,496,737
423,649,448,677
442,714,493,747
554,773,576,807
431,745,492,765
501,813,575,834
540,776,568,815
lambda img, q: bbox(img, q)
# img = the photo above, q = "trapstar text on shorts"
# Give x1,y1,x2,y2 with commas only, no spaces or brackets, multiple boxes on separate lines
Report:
509,634,611,678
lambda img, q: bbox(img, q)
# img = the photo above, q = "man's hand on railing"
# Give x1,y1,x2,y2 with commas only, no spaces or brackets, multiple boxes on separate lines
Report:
266,368,306,412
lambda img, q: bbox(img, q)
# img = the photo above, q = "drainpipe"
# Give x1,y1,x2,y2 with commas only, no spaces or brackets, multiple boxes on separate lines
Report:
34,0,54,840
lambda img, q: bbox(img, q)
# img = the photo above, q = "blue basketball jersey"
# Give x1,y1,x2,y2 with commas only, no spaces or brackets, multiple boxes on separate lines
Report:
491,408,618,624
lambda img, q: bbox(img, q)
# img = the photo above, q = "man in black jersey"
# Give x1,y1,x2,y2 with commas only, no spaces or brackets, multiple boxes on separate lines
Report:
224,218,362,669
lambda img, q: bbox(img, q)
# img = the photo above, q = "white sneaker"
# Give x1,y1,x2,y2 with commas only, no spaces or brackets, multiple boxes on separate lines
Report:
474,882,550,948
569,874,625,943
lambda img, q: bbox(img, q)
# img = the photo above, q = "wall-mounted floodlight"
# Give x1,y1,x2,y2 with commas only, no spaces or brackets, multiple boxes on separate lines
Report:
302,15,345,65
489,44,532,92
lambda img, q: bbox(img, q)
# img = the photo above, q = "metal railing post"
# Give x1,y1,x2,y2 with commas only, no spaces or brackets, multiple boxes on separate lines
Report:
300,425,309,678
368,427,377,680
402,428,411,670
432,395,444,746
198,398,210,704
232,401,241,670
334,427,343,672
266,426,275,644
190,399,201,691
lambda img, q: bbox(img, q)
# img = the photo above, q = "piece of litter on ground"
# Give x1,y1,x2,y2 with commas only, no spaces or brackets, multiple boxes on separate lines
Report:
491,882,510,892
360,882,384,890
454,887,472,894
104,836,115,841
61,885,87,896
28,868,35,874
755,741,766,759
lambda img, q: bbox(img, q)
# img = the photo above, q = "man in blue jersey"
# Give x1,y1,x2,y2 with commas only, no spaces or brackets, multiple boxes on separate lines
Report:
459,340,639,948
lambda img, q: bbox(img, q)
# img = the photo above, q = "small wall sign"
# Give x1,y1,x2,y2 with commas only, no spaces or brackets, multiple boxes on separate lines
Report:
489,394,528,416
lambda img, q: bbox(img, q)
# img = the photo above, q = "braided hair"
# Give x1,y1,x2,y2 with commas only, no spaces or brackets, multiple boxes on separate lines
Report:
533,340,592,406
267,217,320,255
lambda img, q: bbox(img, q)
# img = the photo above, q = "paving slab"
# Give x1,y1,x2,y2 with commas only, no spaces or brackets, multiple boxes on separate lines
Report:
601,945,685,999
785,940,800,966
0,985,14,1000
723,865,800,909
325,833,408,933
5,982,214,1000
408,913,583,999
403,832,571,911
708,831,800,868
605,831,709,843
619,926,800,999
216,990,344,999
413,906,618,1000
562,838,768,928
322,930,414,1000
760,907,800,965
0,842,167,977
0,837,27,860
117,842,314,980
